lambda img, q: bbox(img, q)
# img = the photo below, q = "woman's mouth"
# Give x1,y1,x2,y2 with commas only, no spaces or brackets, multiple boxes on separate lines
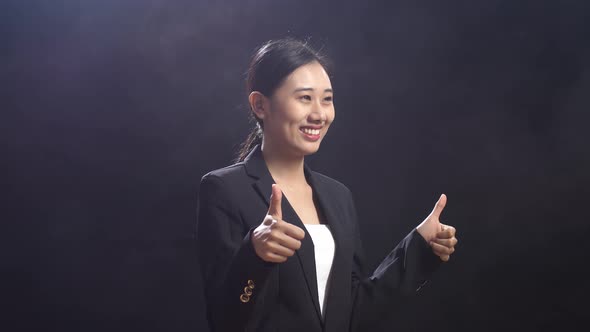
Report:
300,127,321,141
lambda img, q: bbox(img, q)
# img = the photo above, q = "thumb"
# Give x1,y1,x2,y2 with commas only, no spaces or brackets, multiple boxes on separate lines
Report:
430,193,447,219
267,183,283,219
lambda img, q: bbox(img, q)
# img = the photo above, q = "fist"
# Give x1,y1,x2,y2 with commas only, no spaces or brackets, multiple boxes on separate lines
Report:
252,184,306,263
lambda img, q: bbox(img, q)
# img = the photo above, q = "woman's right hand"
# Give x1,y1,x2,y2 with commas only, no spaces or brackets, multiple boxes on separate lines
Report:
252,184,306,263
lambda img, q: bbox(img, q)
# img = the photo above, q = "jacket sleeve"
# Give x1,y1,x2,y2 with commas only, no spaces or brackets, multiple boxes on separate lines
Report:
347,189,442,331
196,173,275,331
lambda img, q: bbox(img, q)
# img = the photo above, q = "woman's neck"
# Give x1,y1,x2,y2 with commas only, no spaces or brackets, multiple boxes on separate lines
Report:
261,140,307,186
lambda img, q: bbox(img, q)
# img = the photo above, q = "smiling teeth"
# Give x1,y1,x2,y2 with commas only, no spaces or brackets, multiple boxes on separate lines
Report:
302,128,320,135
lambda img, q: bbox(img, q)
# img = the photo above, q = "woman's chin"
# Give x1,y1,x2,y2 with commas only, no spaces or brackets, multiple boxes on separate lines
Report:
282,139,322,157
300,142,321,156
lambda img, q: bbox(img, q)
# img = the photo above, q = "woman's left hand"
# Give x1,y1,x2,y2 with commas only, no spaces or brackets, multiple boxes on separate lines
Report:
430,224,457,262
416,194,458,262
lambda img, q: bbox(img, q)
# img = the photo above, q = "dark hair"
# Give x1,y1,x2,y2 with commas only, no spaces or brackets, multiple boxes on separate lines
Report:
235,37,331,162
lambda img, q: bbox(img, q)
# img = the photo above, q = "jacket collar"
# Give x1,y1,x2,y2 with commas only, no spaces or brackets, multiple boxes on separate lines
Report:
243,143,314,183
243,144,320,212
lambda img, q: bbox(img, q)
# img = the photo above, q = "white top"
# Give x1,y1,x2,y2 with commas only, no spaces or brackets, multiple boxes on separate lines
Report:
303,224,335,318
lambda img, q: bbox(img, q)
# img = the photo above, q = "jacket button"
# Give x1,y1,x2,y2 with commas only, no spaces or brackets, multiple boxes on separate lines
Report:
244,286,253,296
240,294,250,303
248,279,255,289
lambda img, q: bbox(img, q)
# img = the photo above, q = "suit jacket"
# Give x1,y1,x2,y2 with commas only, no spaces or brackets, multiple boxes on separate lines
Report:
196,144,441,332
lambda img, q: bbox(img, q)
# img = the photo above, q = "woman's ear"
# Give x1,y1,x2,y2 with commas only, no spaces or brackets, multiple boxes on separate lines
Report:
249,91,268,120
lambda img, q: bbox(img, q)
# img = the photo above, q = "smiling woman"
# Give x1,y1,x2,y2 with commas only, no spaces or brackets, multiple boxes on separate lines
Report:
196,38,458,332
250,60,334,159
236,38,335,163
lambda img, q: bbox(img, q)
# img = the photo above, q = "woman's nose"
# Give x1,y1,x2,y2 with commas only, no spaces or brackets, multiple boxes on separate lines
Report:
310,101,326,122
309,107,326,123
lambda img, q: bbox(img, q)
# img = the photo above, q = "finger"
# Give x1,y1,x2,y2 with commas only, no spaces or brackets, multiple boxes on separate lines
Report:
269,225,302,250
266,241,296,257
281,222,306,241
436,225,456,239
440,254,450,262
430,193,447,219
262,251,288,263
267,184,283,219
274,231,302,251
430,241,455,255
431,237,457,248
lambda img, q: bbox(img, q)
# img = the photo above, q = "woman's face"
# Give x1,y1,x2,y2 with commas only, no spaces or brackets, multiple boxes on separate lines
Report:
259,61,335,157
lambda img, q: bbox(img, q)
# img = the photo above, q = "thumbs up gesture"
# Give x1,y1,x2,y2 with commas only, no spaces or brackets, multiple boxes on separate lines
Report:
252,184,306,263
416,194,458,262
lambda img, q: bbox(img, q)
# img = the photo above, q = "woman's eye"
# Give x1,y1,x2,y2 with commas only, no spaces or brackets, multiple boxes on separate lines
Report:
324,96,333,102
300,95,312,101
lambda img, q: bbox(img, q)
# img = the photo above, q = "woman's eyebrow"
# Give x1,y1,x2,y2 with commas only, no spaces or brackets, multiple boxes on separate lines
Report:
293,87,334,93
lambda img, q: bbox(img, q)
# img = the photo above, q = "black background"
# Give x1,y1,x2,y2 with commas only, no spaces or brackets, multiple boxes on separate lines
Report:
3,0,589,331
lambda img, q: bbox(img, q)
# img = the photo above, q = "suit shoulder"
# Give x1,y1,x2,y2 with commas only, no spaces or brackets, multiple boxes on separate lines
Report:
201,161,247,183
198,162,248,202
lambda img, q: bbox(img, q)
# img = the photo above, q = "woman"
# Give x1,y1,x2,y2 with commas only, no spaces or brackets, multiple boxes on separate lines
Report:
196,38,458,332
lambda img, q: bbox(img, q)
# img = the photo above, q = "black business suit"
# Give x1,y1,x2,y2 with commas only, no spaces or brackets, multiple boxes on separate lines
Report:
196,144,441,332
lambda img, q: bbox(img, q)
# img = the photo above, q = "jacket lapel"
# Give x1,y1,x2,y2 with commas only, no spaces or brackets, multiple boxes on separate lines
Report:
243,144,323,323
308,170,350,331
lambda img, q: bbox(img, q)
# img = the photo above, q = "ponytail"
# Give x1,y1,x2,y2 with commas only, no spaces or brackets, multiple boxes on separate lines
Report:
235,114,263,163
